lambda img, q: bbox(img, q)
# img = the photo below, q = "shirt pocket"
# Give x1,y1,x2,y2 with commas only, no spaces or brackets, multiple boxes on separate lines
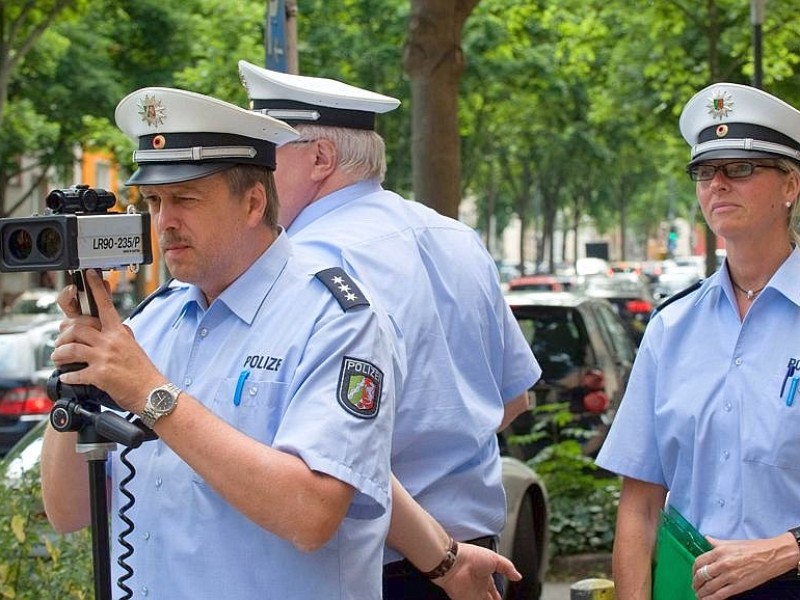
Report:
742,372,800,471
191,376,290,485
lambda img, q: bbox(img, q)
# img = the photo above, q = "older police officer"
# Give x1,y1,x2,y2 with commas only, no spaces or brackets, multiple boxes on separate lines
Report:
239,62,541,599
41,87,400,599
598,83,800,599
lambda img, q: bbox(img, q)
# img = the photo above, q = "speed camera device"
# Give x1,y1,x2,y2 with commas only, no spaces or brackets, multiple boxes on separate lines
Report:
0,184,152,272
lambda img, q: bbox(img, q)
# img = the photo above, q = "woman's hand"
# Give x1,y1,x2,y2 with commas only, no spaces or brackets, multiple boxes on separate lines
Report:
693,533,799,599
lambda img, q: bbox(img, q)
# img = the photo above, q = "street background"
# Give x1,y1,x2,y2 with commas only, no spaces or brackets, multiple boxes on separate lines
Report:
542,580,573,600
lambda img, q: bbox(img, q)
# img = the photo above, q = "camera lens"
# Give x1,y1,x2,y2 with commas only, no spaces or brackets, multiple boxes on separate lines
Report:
80,188,98,212
37,227,62,259
8,228,33,260
45,190,68,212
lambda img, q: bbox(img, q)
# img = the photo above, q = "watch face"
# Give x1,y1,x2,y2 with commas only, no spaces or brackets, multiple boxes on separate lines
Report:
151,389,174,411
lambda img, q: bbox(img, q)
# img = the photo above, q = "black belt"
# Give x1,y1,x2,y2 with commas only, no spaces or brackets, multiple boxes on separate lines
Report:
776,569,800,582
731,570,800,600
383,536,498,578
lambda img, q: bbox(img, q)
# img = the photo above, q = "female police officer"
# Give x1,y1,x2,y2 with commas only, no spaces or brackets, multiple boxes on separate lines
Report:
597,82,800,599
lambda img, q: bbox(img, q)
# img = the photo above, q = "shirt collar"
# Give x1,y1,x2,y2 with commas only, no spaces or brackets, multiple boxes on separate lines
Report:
216,229,292,324
768,246,800,307
696,246,800,308
287,179,382,236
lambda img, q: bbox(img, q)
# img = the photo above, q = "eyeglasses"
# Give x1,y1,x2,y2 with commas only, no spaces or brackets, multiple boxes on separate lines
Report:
687,161,787,182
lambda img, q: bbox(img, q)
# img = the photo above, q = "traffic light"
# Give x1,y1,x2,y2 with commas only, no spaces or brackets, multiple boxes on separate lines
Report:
667,224,678,255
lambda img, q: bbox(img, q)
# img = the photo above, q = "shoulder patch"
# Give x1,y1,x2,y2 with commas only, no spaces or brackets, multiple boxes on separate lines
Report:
127,278,176,320
315,267,370,311
653,280,703,315
337,356,382,418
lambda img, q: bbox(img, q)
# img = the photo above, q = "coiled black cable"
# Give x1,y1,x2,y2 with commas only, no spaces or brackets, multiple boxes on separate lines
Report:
115,434,137,599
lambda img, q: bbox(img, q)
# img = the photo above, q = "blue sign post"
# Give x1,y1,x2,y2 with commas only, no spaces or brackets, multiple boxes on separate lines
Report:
266,0,288,72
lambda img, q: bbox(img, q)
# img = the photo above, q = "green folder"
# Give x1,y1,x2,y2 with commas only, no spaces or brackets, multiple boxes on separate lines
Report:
652,506,713,600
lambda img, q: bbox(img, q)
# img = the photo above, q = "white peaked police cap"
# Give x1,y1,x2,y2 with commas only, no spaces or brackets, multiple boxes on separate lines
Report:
238,60,400,130
115,86,299,185
679,82,800,167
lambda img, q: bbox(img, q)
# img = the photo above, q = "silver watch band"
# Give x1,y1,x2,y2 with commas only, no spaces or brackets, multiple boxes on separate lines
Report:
140,382,181,428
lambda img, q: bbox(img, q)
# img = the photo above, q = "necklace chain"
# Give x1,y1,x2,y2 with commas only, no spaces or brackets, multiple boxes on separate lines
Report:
730,277,765,301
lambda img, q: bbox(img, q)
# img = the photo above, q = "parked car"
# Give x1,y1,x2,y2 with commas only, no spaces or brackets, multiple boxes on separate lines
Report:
507,275,564,293
581,273,654,344
652,266,702,302
608,261,643,276
0,319,60,456
503,291,637,459
1,288,62,327
498,456,549,600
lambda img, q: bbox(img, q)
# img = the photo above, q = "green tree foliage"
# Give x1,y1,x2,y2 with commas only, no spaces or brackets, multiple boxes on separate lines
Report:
0,0,202,216
0,454,92,598
461,0,800,265
294,0,412,196
508,402,620,557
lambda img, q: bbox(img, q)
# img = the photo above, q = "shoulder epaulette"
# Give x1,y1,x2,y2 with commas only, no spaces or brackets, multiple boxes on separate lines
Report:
315,267,370,311
653,279,703,315
127,278,176,320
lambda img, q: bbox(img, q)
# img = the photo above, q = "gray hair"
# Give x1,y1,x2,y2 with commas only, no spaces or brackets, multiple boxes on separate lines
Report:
293,124,387,182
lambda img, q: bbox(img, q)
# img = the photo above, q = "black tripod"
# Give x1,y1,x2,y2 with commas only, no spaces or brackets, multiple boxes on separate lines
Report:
48,375,154,600
46,270,155,600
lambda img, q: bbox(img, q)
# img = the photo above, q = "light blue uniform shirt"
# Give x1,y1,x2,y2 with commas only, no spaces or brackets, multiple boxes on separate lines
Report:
110,232,399,599
596,249,800,540
287,180,541,561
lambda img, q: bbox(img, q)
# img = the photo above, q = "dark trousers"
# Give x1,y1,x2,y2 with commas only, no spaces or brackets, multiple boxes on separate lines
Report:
732,570,800,599
382,536,502,600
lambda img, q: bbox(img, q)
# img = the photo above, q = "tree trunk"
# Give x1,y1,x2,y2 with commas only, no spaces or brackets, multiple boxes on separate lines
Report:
704,0,720,275
403,0,479,217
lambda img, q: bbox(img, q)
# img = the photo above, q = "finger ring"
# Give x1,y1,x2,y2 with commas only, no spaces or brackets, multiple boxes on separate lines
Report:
700,564,713,583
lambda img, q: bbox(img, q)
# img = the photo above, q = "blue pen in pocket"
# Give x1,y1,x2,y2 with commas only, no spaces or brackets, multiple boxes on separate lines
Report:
781,360,796,399
233,370,250,407
787,375,799,407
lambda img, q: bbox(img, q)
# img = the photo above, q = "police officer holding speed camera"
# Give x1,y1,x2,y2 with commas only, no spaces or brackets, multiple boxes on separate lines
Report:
40,87,402,599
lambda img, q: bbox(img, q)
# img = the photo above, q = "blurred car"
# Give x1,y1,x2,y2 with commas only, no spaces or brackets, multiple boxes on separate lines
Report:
581,273,654,344
609,261,642,276
1,288,62,327
495,261,523,292
498,456,549,600
507,275,564,293
503,291,637,459
0,319,60,456
113,289,141,318
652,266,702,302
670,255,706,279
575,257,609,277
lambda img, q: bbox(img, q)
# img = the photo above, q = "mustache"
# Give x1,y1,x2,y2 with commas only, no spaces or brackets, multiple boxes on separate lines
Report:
159,233,191,248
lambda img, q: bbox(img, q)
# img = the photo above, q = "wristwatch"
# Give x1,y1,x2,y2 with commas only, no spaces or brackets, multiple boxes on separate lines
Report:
789,526,800,577
140,382,181,428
